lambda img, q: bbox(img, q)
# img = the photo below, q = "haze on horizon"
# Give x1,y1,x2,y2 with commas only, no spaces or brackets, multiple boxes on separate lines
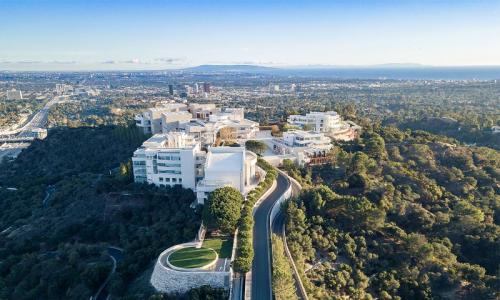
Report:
1,0,499,71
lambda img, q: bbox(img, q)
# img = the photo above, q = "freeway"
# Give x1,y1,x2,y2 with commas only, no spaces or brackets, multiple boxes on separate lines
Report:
0,97,60,160
0,97,59,137
251,173,290,300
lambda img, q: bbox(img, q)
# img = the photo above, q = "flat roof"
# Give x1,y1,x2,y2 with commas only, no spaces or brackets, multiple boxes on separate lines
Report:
206,148,244,172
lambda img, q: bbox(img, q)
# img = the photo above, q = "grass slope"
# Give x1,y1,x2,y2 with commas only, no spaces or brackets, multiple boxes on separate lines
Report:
168,247,217,268
202,238,233,259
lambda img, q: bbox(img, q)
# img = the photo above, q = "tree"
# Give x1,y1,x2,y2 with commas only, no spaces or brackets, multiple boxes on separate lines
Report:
302,123,314,131
245,140,267,155
82,262,111,291
271,125,281,137
365,133,386,159
350,152,371,175
219,127,236,140
202,186,243,234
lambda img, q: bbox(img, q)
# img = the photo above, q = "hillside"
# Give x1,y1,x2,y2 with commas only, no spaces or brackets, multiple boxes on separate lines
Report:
283,127,499,299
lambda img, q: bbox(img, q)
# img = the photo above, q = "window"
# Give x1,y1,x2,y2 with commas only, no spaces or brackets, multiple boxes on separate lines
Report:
172,178,177,183
165,178,171,182
179,178,182,183
157,155,181,161
157,162,181,167
159,177,164,182
158,170,181,174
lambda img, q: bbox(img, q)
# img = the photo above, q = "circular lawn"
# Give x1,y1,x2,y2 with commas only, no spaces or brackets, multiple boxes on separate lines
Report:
168,247,217,269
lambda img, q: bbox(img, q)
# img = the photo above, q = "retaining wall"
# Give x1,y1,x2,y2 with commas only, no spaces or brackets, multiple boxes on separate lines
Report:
150,243,231,294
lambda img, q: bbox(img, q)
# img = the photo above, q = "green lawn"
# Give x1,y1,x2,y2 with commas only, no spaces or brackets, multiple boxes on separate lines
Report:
168,247,217,268
202,238,233,259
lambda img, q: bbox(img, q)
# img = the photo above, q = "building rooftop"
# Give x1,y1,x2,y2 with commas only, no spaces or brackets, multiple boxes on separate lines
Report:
205,147,244,172
141,132,198,149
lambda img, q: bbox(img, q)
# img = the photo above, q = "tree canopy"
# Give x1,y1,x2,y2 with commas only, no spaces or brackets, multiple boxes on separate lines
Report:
202,186,244,234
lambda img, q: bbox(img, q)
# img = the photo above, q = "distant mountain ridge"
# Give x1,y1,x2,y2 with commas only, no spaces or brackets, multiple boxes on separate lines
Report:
178,64,500,80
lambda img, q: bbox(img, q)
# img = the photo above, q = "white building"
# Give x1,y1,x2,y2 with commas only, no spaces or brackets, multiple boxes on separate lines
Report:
272,130,333,166
287,111,358,141
132,132,203,191
135,103,259,144
6,89,22,100
132,134,258,204
55,84,73,95
189,103,218,120
161,111,193,132
196,147,257,204
135,103,189,134
31,128,48,139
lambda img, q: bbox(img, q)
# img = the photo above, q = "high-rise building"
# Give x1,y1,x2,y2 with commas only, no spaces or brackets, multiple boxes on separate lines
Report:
55,84,73,95
203,82,211,93
168,84,174,95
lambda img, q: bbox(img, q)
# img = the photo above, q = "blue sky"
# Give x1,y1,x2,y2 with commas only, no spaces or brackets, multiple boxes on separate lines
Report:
1,0,499,70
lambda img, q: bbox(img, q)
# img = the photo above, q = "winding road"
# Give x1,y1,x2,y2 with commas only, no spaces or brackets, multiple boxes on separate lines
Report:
251,173,290,300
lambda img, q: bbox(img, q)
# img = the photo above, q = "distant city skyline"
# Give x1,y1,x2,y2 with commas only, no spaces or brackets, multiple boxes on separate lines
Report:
1,0,500,71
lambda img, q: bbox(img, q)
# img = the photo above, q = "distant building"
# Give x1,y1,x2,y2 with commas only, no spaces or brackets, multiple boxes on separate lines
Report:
55,84,73,95
492,126,500,134
73,86,99,97
6,89,22,100
272,130,333,166
288,111,359,141
134,103,189,134
31,128,48,139
134,103,259,144
203,82,211,93
168,84,174,95
189,103,218,120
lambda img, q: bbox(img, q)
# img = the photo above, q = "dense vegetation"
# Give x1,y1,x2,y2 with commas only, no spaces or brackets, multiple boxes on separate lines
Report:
0,126,201,299
245,140,267,155
271,234,297,300
284,127,499,299
239,81,500,150
0,98,45,130
48,98,147,127
233,158,277,273
203,186,243,234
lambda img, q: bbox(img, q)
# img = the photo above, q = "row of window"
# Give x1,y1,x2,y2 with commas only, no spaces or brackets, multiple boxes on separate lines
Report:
157,155,181,161
157,162,181,167
134,169,146,175
158,169,182,174
159,177,182,183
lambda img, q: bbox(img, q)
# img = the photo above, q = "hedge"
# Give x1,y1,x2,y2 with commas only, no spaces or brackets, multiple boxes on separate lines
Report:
233,158,278,273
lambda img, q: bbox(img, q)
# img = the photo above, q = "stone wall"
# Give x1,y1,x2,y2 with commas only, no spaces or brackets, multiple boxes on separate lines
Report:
150,261,230,293
150,245,231,294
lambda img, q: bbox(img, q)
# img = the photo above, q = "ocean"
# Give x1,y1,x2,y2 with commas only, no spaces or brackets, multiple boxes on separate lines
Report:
269,67,500,80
